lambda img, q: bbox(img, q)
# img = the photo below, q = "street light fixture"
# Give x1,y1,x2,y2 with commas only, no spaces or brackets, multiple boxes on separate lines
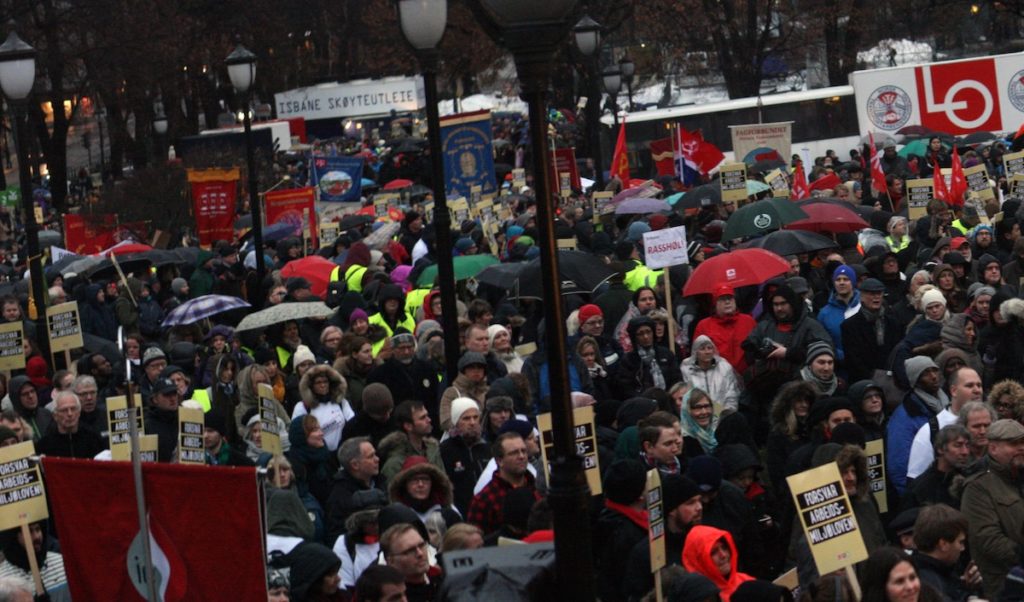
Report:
573,15,603,190
225,43,265,282
0,30,48,365
602,66,622,127
468,1,597,599
153,98,168,163
395,0,462,384
619,54,635,112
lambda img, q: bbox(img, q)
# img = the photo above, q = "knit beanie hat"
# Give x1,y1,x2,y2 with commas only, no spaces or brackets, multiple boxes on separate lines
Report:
904,355,939,387
577,304,603,325
293,345,315,367
805,340,835,366
603,459,648,505
486,325,509,348
832,264,856,285
171,278,188,296
921,288,946,309
349,308,369,323
662,474,701,510
450,397,479,426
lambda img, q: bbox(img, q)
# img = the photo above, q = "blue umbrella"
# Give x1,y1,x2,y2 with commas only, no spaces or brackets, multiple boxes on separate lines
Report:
161,295,251,327
361,178,377,187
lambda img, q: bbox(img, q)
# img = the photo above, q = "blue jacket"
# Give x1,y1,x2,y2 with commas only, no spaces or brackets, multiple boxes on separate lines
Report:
815,290,860,361
887,389,940,495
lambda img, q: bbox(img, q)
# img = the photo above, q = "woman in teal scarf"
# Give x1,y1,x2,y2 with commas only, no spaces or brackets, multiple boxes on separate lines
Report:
680,388,719,458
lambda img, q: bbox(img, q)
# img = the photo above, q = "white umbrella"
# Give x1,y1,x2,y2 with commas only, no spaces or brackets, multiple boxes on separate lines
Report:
235,302,335,332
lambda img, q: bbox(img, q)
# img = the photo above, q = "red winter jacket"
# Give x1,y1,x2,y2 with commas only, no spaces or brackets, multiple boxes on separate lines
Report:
693,312,756,374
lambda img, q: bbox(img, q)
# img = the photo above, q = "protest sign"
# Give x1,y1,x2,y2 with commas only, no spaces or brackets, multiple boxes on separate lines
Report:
1005,150,1024,178
0,321,25,371
449,197,470,224
905,178,934,221
642,226,689,269
865,439,887,513
258,383,282,456
729,122,792,166
46,301,83,353
537,406,601,495
556,238,578,251
592,191,613,224
559,172,572,198
319,221,340,246
511,168,526,191
646,469,666,573
178,407,206,465
964,163,994,201
0,441,48,530
107,396,144,462
187,168,238,246
787,462,868,577
139,435,159,463
766,169,790,198
719,163,748,204
311,155,363,202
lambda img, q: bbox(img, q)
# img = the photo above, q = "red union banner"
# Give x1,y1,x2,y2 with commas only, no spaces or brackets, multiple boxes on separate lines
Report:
547,147,581,191
187,168,239,247
64,215,147,255
265,186,317,247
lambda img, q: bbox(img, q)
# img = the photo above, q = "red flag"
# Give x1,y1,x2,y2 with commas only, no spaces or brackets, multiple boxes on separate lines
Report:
649,137,675,177
949,146,967,206
809,172,842,192
610,118,631,184
869,133,888,195
679,128,725,175
933,164,950,203
42,458,267,601
791,163,810,200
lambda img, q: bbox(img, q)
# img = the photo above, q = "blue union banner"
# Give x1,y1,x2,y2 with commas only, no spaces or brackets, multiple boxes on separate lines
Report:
439,110,497,201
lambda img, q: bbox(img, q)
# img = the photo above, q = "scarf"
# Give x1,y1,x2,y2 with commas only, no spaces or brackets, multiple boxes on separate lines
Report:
637,346,665,390
604,499,649,530
641,450,681,475
679,389,719,455
914,387,949,415
799,365,838,396
859,304,887,347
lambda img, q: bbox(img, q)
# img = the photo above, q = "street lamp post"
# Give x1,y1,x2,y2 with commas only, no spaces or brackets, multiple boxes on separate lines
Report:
602,66,621,127
573,15,603,190
395,0,462,384
0,30,48,365
468,1,596,599
225,44,265,282
619,54,635,112
152,98,168,163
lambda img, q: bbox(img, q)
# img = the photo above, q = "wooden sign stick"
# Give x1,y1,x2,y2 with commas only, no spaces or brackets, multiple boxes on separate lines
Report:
20,522,44,596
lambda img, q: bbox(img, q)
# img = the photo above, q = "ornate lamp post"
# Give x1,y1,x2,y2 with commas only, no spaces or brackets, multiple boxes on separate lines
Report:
619,53,635,112
573,15,603,190
468,1,596,599
602,66,621,127
225,44,265,282
396,0,462,382
0,29,48,363
152,98,168,162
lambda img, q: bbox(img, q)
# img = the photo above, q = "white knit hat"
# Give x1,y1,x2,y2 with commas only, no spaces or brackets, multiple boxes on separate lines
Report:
293,345,315,367
450,397,479,426
921,289,946,309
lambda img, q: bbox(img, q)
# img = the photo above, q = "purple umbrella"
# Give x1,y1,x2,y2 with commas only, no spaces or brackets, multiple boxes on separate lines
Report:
615,198,672,215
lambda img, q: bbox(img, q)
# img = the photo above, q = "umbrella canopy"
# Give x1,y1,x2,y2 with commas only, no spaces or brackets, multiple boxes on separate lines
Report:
898,138,949,158
959,131,996,146
683,248,791,297
797,198,877,220
749,158,787,173
106,243,152,256
161,295,251,327
611,186,649,205
262,222,298,242
280,255,338,299
62,255,104,277
338,214,374,231
746,180,771,195
383,178,414,190
784,203,869,233
739,229,837,256
896,125,935,136
665,192,685,207
676,182,722,210
407,184,433,197
235,301,335,332
361,178,377,187
416,255,499,287
722,198,809,241
476,251,616,299
615,198,671,215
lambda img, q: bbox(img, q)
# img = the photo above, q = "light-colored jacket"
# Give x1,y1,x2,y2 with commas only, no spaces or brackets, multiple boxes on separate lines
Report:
680,335,742,413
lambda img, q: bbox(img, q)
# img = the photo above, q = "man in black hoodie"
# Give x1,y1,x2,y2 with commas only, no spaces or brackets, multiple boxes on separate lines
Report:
8,376,52,442
594,460,649,602
37,390,104,459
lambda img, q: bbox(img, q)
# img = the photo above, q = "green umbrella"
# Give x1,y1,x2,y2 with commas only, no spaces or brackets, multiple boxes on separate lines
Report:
722,198,809,241
746,180,771,195
416,254,499,287
898,138,948,158
665,191,685,206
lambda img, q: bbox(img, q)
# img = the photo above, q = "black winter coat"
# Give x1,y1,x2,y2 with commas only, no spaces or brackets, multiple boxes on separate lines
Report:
615,345,682,398
841,308,904,384
440,435,491,516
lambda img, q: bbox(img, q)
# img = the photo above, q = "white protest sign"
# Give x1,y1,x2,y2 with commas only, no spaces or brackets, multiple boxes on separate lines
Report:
642,226,689,269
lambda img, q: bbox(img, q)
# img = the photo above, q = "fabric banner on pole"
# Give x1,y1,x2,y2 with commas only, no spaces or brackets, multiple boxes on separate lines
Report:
265,187,318,247
729,122,792,165
64,214,118,255
42,457,267,601
311,155,363,203
649,137,675,177
440,110,497,201
187,168,239,247
548,148,581,191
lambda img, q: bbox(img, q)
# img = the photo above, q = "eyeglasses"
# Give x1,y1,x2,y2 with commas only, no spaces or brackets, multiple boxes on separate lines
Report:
392,540,428,557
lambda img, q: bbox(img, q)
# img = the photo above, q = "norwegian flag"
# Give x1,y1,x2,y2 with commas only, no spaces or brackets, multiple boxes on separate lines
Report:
791,162,810,200
673,125,701,186
869,133,888,195
949,146,967,206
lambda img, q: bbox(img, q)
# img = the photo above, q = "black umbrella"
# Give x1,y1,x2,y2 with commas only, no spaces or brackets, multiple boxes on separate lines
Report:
393,138,428,154
174,247,200,266
674,182,721,210
959,131,996,146
476,251,616,299
234,214,253,229
339,214,375,231
739,229,837,256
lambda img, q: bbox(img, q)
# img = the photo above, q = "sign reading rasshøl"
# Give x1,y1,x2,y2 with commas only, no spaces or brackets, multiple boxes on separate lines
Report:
46,301,83,353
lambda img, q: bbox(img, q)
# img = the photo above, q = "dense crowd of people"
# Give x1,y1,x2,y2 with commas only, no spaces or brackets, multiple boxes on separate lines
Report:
1,129,1024,602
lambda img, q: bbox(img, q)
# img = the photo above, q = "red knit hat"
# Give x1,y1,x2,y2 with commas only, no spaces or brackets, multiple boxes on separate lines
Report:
26,356,50,388
578,304,603,325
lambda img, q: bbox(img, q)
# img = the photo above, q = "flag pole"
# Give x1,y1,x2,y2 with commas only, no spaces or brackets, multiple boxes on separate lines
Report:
121,340,158,602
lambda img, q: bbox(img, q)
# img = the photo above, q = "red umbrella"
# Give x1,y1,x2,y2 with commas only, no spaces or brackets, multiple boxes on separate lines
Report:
682,248,791,297
383,178,414,190
279,255,338,300
784,203,869,234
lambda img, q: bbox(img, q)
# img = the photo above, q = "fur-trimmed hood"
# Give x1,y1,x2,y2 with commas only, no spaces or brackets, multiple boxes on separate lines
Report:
1001,297,1024,322
769,380,819,428
388,460,453,508
298,364,347,405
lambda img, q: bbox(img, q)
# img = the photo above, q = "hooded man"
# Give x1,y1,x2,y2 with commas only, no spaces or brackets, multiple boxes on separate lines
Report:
616,316,682,397
8,376,52,442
